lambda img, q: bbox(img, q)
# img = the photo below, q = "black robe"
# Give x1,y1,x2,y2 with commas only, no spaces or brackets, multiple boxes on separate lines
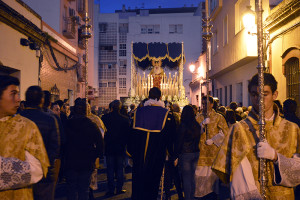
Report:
128,106,176,200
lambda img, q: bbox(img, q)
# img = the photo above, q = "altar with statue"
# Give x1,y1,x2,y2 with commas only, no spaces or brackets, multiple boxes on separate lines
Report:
126,42,189,106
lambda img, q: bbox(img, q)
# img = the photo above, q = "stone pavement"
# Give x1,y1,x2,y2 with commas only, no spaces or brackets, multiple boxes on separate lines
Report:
54,162,229,200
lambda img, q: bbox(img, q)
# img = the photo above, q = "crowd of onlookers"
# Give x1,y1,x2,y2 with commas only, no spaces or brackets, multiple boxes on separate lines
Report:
1,74,300,200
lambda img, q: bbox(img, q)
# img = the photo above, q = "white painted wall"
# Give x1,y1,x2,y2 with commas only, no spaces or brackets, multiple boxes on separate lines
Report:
213,59,257,107
0,14,40,100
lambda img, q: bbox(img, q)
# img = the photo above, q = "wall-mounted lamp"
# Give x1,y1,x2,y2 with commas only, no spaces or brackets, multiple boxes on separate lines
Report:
243,6,256,34
20,38,29,46
29,42,39,50
20,38,40,51
189,63,196,73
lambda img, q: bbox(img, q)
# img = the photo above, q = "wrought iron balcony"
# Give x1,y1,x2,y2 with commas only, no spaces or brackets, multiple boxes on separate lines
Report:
63,17,76,39
77,0,86,17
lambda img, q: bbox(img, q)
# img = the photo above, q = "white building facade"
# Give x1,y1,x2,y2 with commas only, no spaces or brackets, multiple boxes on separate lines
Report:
207,0,272,107
95,5,204,108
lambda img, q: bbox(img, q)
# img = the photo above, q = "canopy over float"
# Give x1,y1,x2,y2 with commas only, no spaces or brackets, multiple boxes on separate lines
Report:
125,42,189,107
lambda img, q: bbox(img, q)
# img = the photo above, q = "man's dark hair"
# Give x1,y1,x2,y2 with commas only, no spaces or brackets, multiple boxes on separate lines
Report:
25,86,44,107
148,87,161,100
74,98,86,115
202,95,214,104
55,100,64,108
226,109,236,124
229,102,238,111
110,100,122,112
0,75,20,98
283,98,297,114
51,102,59,110
43,90,51,108
248,73,278,93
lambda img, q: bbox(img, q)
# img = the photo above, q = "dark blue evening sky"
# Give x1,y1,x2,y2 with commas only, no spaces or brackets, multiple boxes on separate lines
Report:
95,0,204,13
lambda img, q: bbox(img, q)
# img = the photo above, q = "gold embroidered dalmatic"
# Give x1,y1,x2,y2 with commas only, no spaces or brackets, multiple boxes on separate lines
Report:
196,110,229,166
0,115,50,200
212,107,300,200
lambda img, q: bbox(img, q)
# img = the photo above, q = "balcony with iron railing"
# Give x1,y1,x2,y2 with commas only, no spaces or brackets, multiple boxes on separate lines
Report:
77,0,86,17
63,17,76,39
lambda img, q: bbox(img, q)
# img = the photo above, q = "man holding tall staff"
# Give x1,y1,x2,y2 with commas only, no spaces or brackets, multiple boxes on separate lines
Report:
212,73,300,199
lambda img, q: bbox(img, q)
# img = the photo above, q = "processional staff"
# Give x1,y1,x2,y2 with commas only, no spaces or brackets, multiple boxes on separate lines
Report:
203,1,213,140
256,0,267,198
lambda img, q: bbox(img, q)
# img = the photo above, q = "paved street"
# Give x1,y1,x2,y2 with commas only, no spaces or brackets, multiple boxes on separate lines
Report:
55,166,132,200
54,161,230,200
55,161,184,200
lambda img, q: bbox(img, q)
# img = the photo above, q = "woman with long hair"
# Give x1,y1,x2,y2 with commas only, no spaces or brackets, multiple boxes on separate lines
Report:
175,105,201,200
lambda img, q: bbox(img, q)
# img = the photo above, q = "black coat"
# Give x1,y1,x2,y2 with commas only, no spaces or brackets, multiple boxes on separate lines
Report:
20,108,60,165
128,106,176,200
65,115,103,171
101,111,130,156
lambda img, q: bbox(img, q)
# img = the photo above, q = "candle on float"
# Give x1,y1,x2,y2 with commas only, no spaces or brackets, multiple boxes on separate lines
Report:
151,75,153,88
136,75,139,96
139,74,142,96
147,74,150,93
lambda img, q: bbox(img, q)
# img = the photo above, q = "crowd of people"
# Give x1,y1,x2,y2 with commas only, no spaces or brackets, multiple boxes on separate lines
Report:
0,72,300,200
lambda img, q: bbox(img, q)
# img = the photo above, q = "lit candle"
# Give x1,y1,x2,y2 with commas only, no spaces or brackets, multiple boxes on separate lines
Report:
151,75,153,88
147,75,150,94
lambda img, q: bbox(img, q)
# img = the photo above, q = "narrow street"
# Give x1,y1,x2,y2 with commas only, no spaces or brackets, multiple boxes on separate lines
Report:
55,164,133,200
54,161,230,200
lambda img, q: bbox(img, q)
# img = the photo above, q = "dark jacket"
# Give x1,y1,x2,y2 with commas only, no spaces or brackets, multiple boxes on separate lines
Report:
284,114,300,128
20,108,60,165
101,111,130,156
128,106,176,200
65,115,103,171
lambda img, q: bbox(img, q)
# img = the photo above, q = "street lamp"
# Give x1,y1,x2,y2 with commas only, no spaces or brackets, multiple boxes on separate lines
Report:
243,6,256,33
243,1,267,198
189,62,203,107
189,63,196,73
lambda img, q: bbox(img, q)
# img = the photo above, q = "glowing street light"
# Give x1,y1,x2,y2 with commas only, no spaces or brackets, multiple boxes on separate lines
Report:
189,63,196,73
243,13,255,31
197,65,205,79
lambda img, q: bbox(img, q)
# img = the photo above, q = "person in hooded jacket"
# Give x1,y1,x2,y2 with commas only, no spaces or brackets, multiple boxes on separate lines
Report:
64,98,103,200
